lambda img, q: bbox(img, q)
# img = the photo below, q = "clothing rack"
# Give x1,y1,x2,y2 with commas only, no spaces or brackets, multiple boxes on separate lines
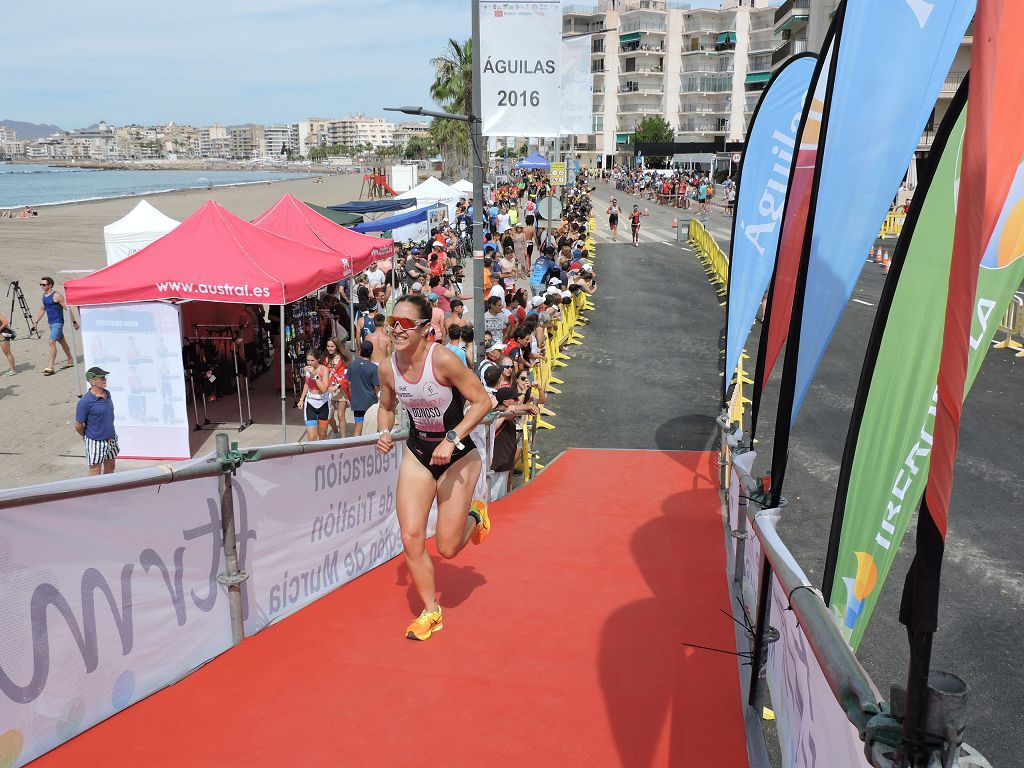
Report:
185,328,253,432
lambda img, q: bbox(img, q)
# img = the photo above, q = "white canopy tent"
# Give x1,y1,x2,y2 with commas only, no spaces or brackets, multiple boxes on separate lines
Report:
103,200,180,265
396,176,462,214
452,179,474,195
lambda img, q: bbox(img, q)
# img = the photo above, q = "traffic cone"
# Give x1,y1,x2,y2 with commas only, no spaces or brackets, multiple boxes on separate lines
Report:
874,246,883,264
671,217,678,228
883,251,891,273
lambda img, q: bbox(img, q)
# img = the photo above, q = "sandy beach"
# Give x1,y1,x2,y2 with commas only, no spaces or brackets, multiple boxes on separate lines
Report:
0,173,390,490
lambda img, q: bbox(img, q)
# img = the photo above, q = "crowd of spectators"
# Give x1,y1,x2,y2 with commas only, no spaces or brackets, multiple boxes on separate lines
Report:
601,166,737,215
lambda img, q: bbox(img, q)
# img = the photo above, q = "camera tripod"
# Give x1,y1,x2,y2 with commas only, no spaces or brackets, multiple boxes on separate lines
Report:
7,281,40,339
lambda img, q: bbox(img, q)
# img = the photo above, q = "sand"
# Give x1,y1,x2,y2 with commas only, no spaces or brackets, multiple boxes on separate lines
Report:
0,173,388,490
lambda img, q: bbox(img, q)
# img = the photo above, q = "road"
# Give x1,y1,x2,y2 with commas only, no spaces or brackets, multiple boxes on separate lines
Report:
537,182,1022,766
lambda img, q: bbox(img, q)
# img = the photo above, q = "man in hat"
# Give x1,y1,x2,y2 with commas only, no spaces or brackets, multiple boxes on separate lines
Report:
74,366,119,476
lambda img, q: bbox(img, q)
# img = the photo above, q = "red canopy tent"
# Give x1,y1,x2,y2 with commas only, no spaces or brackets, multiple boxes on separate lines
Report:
65,200,348,307
65,200,352,442
251,193,394,276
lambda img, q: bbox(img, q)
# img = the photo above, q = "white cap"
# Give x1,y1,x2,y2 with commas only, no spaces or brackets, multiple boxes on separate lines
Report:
411,282,423,291
548,277,562,285
580,260,590,269
531,295,545,307
432,240,443,247
561,290,571,298
487,341,504,352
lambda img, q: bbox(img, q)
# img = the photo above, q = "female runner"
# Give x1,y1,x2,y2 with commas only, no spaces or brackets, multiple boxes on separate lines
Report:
322,337,349,437
297,349,331,442
606,198,620,241
376,295,492,641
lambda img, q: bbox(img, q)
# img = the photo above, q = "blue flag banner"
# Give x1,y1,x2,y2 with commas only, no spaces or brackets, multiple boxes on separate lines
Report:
725,55,817,394
790,0,975,418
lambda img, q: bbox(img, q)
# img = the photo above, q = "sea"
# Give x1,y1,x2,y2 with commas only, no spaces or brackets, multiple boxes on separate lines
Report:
0,164,315,208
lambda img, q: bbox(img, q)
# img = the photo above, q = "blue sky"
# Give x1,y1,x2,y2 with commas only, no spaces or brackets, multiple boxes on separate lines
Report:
5,0,721,129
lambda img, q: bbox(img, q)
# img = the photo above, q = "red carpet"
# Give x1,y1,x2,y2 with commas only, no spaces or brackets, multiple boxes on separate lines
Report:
36,449,748,767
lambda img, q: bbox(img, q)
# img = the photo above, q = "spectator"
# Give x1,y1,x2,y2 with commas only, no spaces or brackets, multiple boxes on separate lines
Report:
75,367,118,476
477,340,504,383
345,340,380,436
445,325,469,366
483,295,510,340
365,313,391,363
323,337,350,437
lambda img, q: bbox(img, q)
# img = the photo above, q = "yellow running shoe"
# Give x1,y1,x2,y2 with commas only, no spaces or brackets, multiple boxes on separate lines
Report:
470,500,490,545
405,606,443,641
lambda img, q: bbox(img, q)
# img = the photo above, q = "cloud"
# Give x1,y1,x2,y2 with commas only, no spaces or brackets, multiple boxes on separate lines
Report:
5,0,470,128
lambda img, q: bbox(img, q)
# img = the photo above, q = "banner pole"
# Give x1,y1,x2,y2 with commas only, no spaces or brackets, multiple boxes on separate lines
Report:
747,555,773,708
215,432,248,645
471,0,486,363
279,310,287,444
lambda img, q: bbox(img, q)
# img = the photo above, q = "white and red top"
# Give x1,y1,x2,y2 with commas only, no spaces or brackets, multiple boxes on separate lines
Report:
392,344,464,433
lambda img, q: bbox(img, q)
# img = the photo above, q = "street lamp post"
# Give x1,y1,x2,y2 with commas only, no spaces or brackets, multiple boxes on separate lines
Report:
385,4,487,360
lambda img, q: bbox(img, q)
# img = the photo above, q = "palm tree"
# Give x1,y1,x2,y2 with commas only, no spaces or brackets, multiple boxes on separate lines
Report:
429,38,473,176
429,38,473,117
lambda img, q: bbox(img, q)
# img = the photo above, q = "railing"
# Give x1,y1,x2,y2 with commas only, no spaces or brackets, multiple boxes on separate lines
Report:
619,103,664,114
750,17,775,31
618,84,664,94
991,295,1024,354
681,76,731,93
774,0,810,24
748,39,777,52
564,3,599,14
683,61,732,73
620,45,665,54
772,37,808,66
680,102,729,113
940,71,966,95
623,64,664,74
620,20,667,34
683,21,723,34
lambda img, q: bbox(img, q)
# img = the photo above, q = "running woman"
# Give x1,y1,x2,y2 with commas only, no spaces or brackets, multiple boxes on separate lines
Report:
296,349,331,442
606,198,620,241
376,295,492,641
629,204,648,247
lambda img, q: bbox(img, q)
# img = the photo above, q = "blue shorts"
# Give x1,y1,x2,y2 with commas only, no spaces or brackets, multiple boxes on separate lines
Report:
49,323,64,342
353,409,367,423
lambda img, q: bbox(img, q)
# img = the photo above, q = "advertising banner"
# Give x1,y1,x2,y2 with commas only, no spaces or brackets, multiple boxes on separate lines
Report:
725,55,816,393
826,93,1024,647
81,302,191,460
0,474,232,767
235,442,405,634
765,575,870,768
789,0,974,419
561,34,593,135
479,1,562,137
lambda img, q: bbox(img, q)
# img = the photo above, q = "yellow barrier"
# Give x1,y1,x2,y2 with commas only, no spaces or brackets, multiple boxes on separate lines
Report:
688,218,729,304
992,295,1024,355
878,208,907,239
514,230,599,473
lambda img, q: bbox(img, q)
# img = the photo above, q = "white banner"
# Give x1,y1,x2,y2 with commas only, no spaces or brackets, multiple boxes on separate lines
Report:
561,34,592,135
765,575,871,768
81,302,190,460
0,473,232,766
480,1,562,137
236,442,405,634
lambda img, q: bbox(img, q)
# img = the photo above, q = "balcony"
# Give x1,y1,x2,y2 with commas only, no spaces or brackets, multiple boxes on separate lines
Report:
774,0,810,32
750,16,775,32
564,4,599,16
603,0,667,12
771,37,808,66
748,39,777,53
679,102,730,115
939,71,966,96
620,44,666,55
593,83,605,94
619,103,665,115
620,20,667,34
618,84,665,94
681,75,731,94
620,64,665,75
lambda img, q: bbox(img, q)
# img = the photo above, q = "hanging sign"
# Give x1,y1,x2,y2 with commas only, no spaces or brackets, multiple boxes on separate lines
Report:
550,162,567,185
480,1,562,137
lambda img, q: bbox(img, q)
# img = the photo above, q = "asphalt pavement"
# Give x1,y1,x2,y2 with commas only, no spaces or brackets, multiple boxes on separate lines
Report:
538,182,1022,765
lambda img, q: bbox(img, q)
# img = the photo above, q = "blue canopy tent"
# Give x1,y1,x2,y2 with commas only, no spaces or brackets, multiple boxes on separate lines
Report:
349,204,441,234
515,152,550,170
329,198,417,214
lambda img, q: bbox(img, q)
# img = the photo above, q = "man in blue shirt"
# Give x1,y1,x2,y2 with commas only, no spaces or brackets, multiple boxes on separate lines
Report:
345,341,380,436
530,246,558,296
75,366,119,476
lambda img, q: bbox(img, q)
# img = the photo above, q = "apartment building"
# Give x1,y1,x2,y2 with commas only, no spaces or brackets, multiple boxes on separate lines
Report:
265,124,300,158
229,125,267,160
564,0,778,169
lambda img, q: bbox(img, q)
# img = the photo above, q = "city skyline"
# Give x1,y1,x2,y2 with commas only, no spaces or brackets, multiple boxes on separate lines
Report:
8,0,724,129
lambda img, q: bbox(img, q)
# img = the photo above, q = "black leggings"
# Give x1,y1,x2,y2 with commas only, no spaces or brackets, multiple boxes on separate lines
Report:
407,429,477,480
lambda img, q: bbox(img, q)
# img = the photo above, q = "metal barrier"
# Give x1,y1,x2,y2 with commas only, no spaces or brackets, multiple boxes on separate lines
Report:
717,418,992,768
879,209,907,239
688,217,729,300
991,294,1024,354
